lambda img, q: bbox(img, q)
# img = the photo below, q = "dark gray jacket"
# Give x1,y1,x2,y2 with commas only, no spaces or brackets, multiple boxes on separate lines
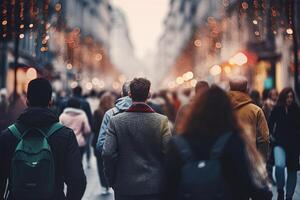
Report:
102,106,171,195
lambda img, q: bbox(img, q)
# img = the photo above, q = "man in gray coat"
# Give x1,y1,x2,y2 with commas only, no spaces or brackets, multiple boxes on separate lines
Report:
103,78,171,200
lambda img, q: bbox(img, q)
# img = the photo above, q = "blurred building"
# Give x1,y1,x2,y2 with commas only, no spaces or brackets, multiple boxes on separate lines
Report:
0,0,133,96
158,0,300,94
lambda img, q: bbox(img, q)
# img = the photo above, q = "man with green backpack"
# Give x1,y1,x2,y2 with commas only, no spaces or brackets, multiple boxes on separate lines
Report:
0,78,86,200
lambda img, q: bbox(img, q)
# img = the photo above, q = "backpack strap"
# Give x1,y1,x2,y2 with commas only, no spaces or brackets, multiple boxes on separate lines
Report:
210,132,232,159
45,122,64,138
172,136,195,163
8,124,22,140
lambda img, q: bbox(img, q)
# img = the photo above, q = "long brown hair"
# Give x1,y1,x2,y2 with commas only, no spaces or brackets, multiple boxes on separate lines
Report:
180,85,240,136
180,85,270,188
277,87,296,107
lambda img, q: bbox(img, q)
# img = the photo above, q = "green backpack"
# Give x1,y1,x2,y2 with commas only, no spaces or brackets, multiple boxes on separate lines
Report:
7,122,63,199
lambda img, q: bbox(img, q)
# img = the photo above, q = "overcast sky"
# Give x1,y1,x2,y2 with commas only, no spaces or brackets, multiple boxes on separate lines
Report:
111,0,169,59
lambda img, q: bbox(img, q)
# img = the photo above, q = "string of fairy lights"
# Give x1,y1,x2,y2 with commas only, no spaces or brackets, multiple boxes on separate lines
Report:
193,0,296,53
0,0,62,54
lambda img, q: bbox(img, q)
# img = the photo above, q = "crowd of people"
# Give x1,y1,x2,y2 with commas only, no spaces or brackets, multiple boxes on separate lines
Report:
0,76,300,200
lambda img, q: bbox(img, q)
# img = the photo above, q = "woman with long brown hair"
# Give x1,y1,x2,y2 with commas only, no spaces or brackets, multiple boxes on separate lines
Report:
268,87,300,200
162,85,272,200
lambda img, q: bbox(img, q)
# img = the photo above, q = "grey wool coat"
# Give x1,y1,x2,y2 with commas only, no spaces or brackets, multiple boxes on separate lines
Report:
102,106,171,196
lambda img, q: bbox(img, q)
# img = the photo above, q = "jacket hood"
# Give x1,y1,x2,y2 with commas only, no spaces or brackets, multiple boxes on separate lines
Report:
63,107,85,115
228,91,253,110
17,107,58,127
115,96,132,111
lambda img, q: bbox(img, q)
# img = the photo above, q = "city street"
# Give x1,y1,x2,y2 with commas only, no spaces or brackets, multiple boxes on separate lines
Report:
82,153,114,200
82,152,300,200
1,1,300,200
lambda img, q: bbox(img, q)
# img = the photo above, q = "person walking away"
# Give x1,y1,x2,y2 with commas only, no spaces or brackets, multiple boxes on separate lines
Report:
174,80,209,133
0,89,9,132
263,88,278,120
92,92,115,194
87,90,100,114
163,85,272,200
268,87,300,200
103,78,171,200
250,89,262,107
59,98,91,159
72,86,93,167
96,82,132,153
0,78,86,200
228,76,269,161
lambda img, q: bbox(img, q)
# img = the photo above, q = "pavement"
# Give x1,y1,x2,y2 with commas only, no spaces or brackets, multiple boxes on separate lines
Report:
82,153,114,200
82,152,300,200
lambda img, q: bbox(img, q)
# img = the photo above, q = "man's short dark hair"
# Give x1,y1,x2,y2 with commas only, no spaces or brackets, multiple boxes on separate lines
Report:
67,98,81,109
73,86,82,97
122,82,130,97
130,78,151,102
27,78,52,107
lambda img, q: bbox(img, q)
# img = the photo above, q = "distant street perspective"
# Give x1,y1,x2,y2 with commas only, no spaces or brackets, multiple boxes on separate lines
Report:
1,1,300,200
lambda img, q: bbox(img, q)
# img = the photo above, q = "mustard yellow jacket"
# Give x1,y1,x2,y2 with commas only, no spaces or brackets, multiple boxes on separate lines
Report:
228,91,270,160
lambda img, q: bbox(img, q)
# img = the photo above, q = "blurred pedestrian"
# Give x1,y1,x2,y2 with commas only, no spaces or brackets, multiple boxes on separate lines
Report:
87,90,100,114
159,90,176,123
0,78,86,199
71,86,93,167
0,89,9,132
262,88,278,120
59,98,91,159
228,76,269,160
163,85,272,200
92,92,115,194
250,89,262,107
171,91,181,114
96,82,132,153
102,78,171,200
174,80,209,133
268,87,300,200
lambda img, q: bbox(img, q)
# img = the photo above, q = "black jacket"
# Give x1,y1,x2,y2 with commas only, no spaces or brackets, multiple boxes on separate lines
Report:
162,133,272,200
0,107,86,200
268,105,300,151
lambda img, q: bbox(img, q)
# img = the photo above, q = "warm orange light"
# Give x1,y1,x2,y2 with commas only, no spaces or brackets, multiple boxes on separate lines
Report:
194,40,202,47
66,63,73,70
176,77,184,85
210,65,221,76
286,28,293,35
224,66,231,74
85,82,93,90
95,53,103,61
232,52,248,65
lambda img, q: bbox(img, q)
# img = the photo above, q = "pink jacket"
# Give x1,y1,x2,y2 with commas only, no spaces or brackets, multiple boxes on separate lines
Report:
59,107,91,147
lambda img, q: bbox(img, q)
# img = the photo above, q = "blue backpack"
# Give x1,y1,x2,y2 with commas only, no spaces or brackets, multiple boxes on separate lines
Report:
173,133,232,200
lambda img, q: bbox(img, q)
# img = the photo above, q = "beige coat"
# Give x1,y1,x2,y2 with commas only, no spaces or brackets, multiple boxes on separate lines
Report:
228,91,269,160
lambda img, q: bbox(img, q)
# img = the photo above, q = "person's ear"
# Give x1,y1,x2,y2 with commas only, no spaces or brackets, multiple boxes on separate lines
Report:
128,91,132,98
148,92,151,99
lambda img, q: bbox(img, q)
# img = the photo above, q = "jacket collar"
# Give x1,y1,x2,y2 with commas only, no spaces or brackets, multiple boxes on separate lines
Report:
126,102,155,113
17,107,58,127
63,107,84,114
